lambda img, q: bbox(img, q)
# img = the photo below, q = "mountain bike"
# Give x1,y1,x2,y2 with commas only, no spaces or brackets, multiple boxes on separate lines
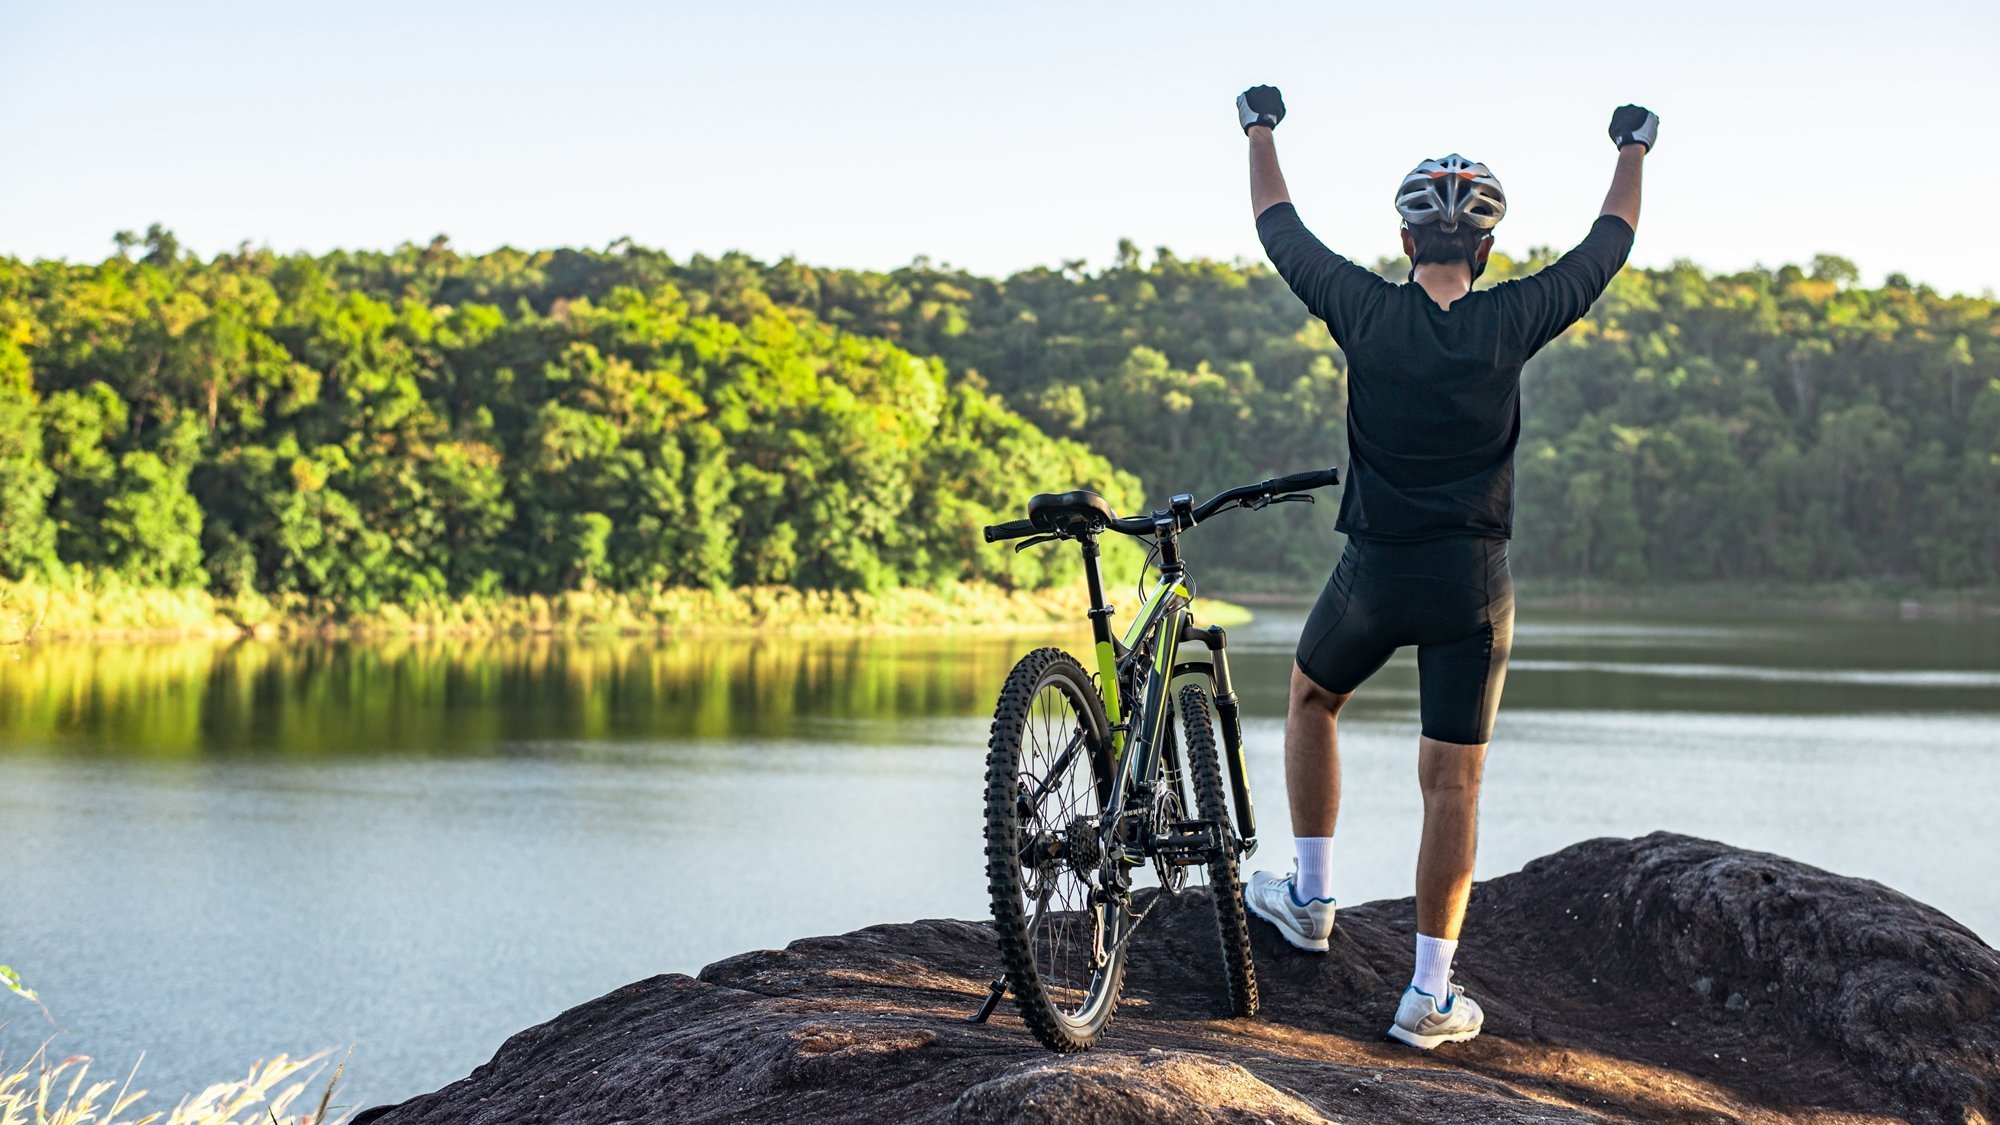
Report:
969,467,1340,1051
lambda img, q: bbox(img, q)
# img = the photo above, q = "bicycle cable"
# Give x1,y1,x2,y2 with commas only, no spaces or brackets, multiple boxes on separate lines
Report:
1133,539,1160,605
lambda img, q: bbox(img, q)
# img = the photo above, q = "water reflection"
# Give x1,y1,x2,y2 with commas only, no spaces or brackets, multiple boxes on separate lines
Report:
0,606,1995,1110
0,632,1092,758
3,608,1994,760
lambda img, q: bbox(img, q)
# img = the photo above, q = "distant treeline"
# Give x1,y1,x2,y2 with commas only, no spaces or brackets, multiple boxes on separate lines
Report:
666,241,2000,588
1,226,1994,615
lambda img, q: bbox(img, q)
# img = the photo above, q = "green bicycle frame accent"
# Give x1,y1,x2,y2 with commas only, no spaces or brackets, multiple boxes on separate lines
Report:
1120,578,1190,650
1098,575,1188,749
1076,535,1253,844
1120,599,1187,802
1092,638,1122,750
1089,565,1187,761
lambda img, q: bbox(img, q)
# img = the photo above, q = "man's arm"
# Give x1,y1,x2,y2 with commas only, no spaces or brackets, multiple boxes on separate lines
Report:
1600,104,1657,229
1237,85,1290,218
1600,144,1645,230
1505,105,1658,352
1248,127,1291,218
1238,85,1388,343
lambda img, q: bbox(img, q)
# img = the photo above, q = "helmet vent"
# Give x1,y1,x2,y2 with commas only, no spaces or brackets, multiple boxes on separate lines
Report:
1395,154,1506,232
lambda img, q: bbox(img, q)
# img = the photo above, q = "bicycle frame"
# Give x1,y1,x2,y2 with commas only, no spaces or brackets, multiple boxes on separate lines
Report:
1074,533,1258,849
976,469,1331,1034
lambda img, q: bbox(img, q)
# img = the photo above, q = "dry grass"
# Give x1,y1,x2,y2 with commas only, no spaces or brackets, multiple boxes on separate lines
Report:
0,592,49,647
0,970,47,1025
0,1048,350,1125
0,575,1251,642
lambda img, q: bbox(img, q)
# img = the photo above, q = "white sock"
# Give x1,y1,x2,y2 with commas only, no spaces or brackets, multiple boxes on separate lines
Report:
1412,933,1458,1001
1291,837,1334,903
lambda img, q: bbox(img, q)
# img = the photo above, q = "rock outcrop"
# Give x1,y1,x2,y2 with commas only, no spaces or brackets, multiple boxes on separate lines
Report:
355,834,1998,1123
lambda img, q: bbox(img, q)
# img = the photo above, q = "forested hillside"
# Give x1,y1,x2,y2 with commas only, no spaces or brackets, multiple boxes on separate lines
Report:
0,228,1136,614
1,226,1994,616
660,245,2000,589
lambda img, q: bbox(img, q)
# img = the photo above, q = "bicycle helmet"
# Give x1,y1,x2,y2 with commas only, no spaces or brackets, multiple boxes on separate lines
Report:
1394,154,1506,232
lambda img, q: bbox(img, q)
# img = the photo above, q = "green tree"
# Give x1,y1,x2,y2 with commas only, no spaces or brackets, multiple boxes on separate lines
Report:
0,342,56,577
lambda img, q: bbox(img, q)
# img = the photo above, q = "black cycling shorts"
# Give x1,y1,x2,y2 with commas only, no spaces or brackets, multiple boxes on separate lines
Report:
1294,535,1515,745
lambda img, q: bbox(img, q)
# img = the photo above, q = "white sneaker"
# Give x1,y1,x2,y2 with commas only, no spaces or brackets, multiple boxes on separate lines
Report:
1387,983,1484,1049
1243,869,1336,952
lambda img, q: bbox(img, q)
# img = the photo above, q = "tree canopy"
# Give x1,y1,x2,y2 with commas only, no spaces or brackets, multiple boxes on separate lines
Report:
0,229,1138,612
642,242,2000,588
0,228,1992,614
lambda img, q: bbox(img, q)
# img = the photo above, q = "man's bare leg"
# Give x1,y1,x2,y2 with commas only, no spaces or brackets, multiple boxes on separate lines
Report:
1402,734,1489,1019
1286,662,1348,834
1285,663,1350,901
1415,736,1487,939
1380,735,1495,1046
1241,663,1351,950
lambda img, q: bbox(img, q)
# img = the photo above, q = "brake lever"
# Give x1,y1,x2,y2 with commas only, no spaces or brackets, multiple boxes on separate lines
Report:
1245,492,1315,513
1014,534,1061,552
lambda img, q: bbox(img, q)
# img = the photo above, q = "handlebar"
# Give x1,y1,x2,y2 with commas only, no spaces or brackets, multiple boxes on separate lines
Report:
1178,465,1342,526
982,466,1340,543
983,518,1037,543
1263,466,1344,495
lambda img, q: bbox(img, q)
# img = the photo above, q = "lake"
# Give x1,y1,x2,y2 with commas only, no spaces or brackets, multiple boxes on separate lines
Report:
2,604,1996,1110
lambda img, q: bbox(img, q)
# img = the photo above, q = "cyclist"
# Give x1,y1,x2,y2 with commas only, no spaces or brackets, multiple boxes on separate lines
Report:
1232,85,1657,1049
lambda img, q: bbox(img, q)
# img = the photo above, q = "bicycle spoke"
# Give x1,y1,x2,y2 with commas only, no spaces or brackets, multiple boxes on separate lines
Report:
985,647,1131,1047
1026,732,1083,808
1011,680,1111,1013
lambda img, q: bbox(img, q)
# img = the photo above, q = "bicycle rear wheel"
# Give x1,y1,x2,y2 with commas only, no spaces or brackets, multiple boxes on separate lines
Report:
983,647,1122,1052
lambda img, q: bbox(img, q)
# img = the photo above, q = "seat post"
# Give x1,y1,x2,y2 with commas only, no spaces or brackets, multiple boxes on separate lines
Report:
1079,534,1115,649
1078,533,1126,756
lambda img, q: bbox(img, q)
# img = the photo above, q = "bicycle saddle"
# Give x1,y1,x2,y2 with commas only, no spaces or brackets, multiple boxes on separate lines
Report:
1027,489,1118,533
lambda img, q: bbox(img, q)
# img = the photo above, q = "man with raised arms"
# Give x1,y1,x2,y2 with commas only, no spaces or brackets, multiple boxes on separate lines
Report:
1235,86,1657,1049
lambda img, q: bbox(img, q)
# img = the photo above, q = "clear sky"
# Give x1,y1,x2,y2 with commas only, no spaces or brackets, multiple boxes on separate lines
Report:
3,0,1995,295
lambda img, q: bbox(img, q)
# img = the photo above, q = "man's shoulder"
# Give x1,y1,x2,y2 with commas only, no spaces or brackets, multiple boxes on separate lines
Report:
1477,273,1536,298
1468,274,1546,319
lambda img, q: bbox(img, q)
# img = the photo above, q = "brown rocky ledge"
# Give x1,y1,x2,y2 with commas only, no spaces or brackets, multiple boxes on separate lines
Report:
354,833,1997,1124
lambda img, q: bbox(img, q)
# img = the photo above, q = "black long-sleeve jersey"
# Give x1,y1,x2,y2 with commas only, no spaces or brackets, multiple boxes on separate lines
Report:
1258,203,1634,541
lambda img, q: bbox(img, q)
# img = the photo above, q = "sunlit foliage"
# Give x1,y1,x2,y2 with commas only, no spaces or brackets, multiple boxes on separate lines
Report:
2,229,1992,605
649,244,1999,587
0,231,1138,611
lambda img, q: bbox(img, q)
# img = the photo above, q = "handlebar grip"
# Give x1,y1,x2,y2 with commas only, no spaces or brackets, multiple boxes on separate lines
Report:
983,518,1038,543
1268,466,1341,494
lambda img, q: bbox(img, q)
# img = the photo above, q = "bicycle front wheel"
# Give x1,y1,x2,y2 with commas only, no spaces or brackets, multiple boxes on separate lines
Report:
1181,683,1259,1018
983,646,1122,1052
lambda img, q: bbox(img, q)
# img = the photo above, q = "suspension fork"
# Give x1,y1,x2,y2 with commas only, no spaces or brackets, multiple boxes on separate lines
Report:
1182,620,1256,844
1123,605,1184,805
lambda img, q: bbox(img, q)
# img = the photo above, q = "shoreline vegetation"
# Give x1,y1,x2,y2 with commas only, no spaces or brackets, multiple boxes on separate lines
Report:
5,573,1994,645
0,576,1252,643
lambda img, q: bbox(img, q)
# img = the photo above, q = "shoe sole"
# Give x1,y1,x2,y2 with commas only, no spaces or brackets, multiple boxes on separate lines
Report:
1242,890,1331,953
1386,1023,1482,1050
